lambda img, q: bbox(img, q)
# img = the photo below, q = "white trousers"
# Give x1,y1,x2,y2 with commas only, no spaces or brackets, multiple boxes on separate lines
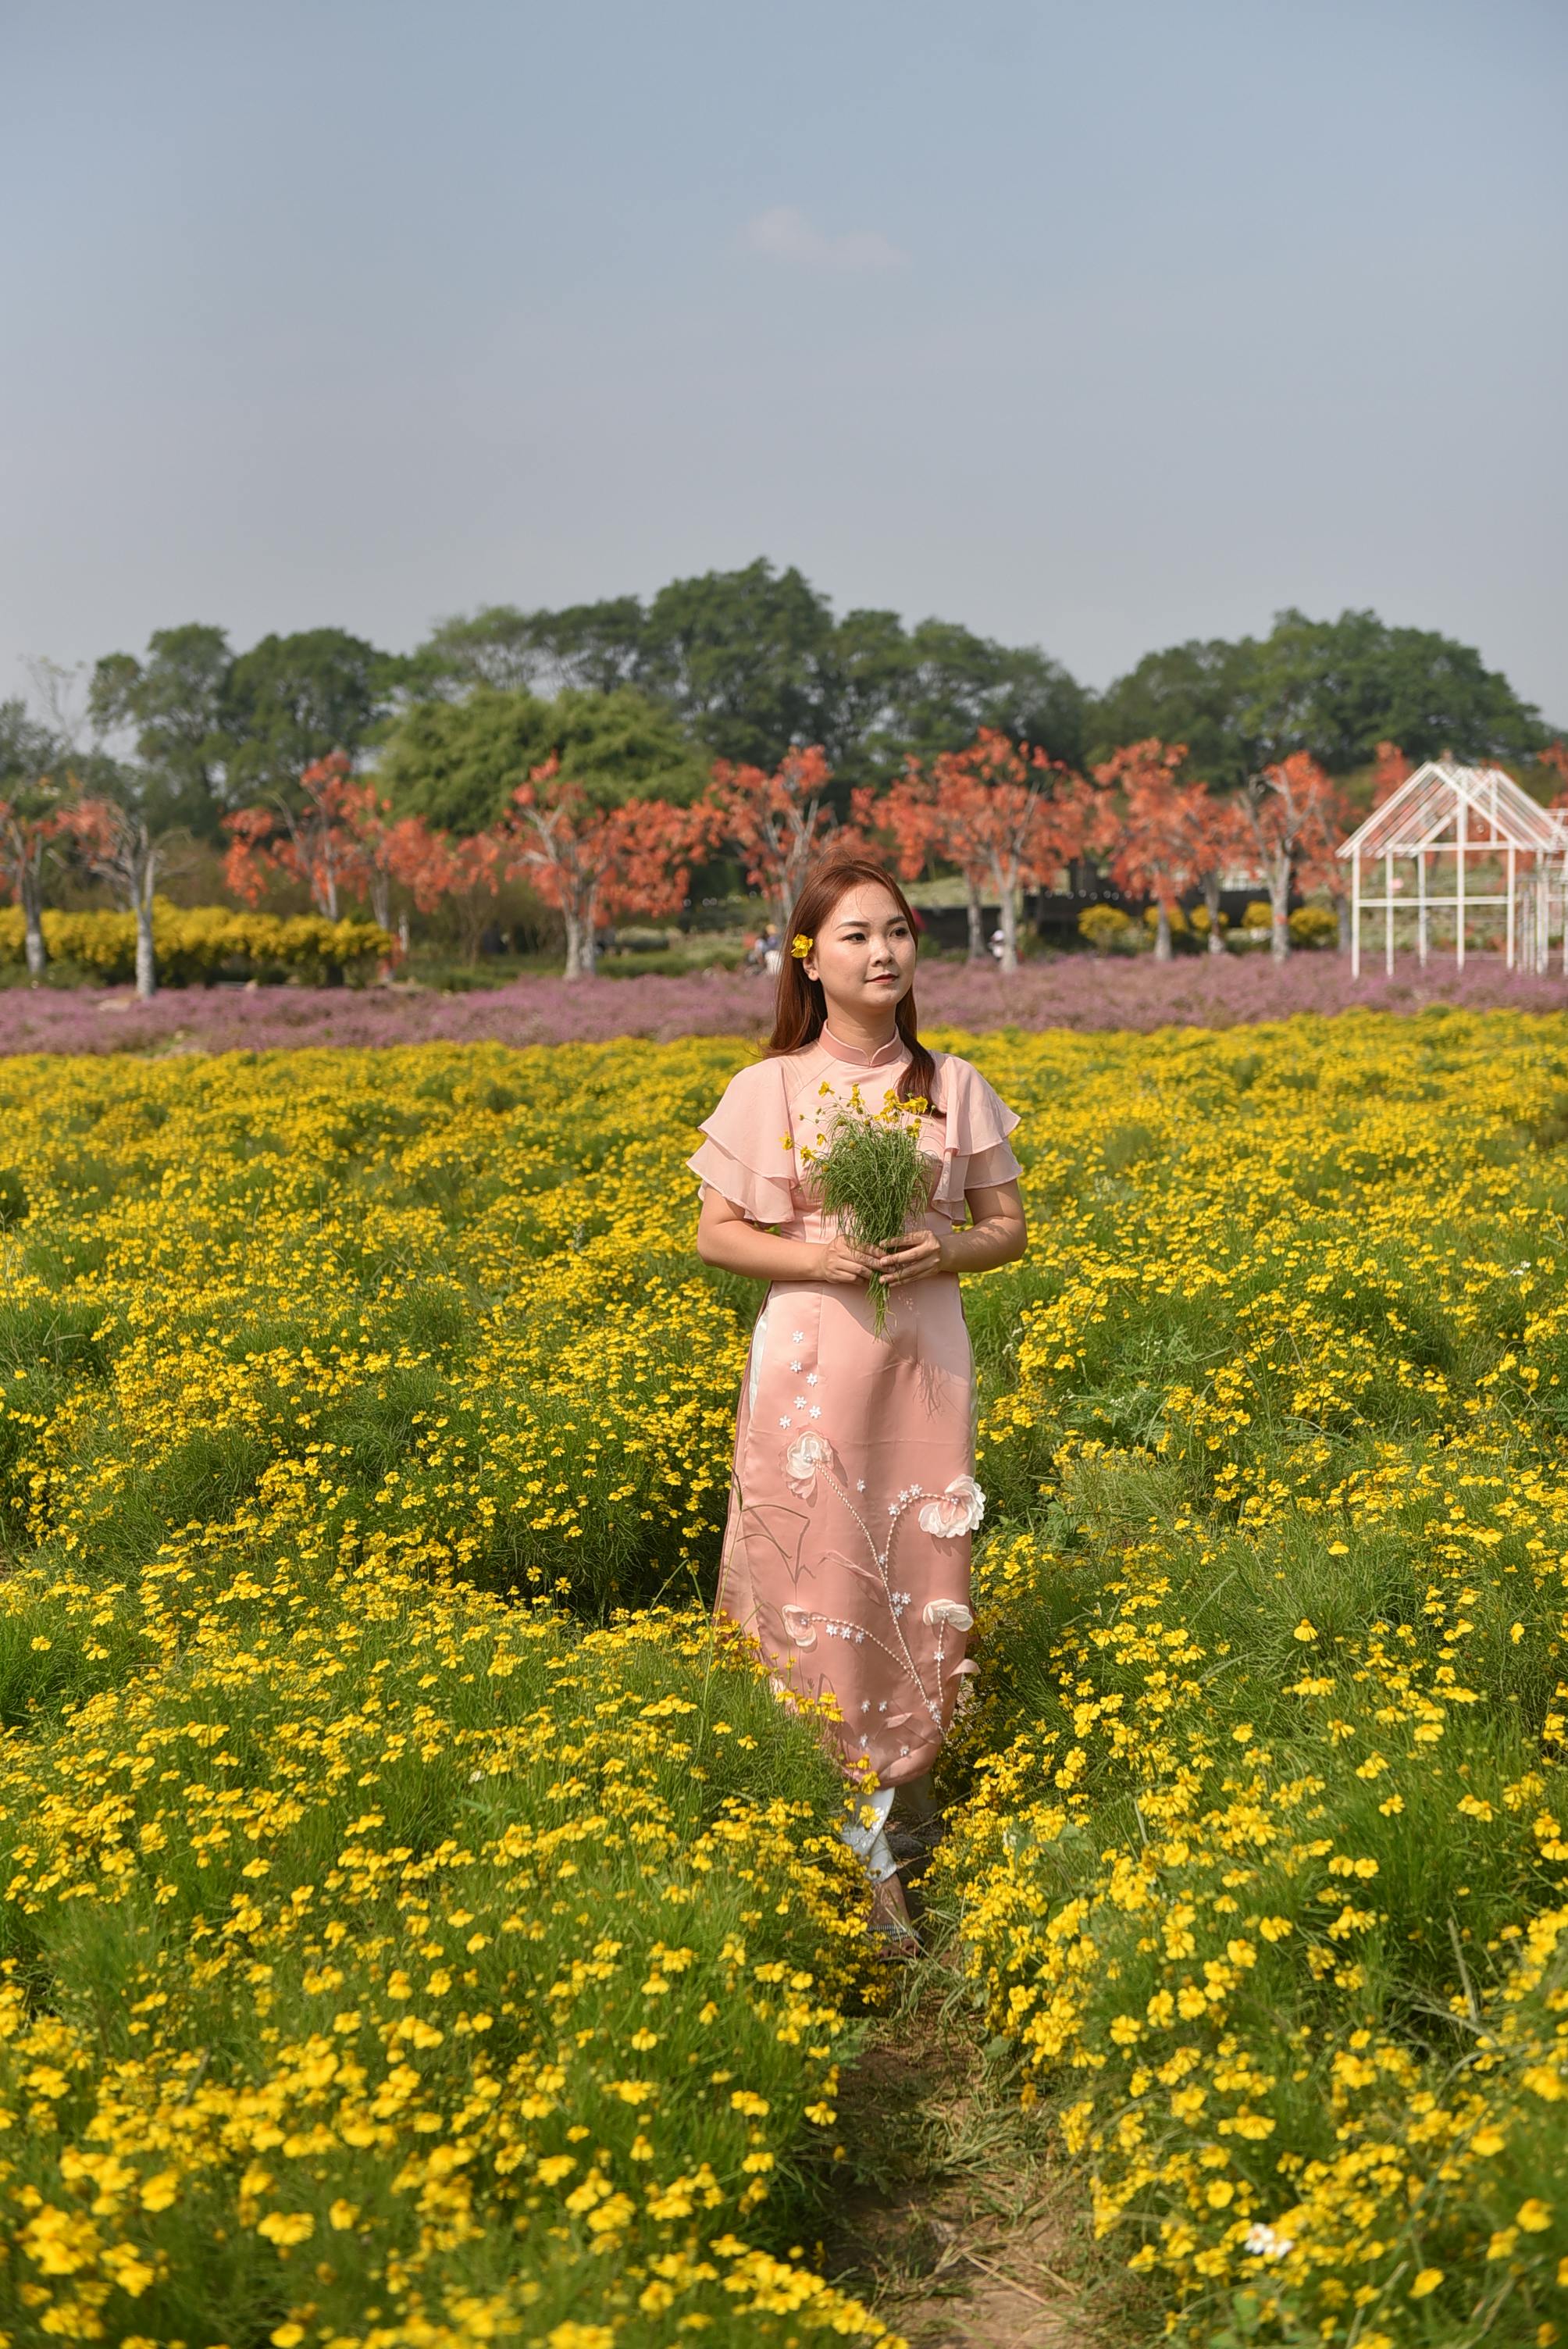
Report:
840,1784,897,1884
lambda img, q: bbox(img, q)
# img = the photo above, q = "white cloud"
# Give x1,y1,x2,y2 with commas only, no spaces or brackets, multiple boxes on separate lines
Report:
739,205,907,273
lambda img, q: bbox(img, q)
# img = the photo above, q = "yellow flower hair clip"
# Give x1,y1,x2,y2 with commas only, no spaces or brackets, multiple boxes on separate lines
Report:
790,933,813,960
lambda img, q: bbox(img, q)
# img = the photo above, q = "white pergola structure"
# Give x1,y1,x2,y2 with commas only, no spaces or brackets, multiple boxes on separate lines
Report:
1338,760,1568,978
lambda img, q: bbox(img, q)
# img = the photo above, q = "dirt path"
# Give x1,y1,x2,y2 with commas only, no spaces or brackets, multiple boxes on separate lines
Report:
825,1961,1114,2348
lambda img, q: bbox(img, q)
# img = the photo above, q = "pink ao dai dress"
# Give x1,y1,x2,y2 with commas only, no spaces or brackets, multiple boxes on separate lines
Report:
687,1026,1022,1792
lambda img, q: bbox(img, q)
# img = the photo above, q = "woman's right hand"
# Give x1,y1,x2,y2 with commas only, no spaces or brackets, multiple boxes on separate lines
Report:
814,1235,880,1285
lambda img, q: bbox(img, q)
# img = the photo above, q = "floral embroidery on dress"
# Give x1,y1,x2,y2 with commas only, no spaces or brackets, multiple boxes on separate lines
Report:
918,1476,985,1539
775,1430,985,1752
780,1603,818,1649
783,1430,836,1496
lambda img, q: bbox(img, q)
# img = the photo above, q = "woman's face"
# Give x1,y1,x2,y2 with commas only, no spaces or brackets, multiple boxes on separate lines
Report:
804,882,917,1023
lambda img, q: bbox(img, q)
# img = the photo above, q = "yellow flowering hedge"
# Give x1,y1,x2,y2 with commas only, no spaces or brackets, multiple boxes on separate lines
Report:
0,902,391,984
1,1012,1567,2344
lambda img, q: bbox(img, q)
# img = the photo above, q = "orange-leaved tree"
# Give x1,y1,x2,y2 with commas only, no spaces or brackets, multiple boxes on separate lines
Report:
875,757,997,961
433,830,504,965
223,751,369,921
926,729,1091,970
58,794,171,1000
501,758,702,978
0,785,67,980
1292,770,1356,951
1184,788,1254,957
332,782,450,943
1540,741,1568,794
857,757,947,930
1093,739,1221,961
705,746,863,937
1238,750,1339,961
1371,740,1412,809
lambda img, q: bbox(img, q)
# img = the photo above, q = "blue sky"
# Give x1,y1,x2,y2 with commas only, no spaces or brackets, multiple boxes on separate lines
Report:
3,0,1564,721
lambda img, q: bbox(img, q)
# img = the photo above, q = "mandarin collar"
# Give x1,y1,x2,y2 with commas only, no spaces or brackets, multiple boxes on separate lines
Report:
818,1024,907,1070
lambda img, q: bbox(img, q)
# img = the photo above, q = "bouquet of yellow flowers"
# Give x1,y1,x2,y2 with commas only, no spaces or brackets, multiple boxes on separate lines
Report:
804,1086,929,1337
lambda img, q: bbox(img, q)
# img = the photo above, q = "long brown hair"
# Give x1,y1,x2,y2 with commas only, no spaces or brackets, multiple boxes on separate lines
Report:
766,857,943,1116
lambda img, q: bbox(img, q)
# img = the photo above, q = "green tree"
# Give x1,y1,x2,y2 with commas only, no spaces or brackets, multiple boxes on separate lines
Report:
1093,609,1545,786
87,623,234,838
1242,608,1545,769
410,605,547,697
525,597,648,696
1091,635,1267,788
0,700,60,801
818,606,911,779
896,621,1085,769
225,629,395,800
639,559,836,767
411,597,649,701
416,561,1089,786
375,686,709,836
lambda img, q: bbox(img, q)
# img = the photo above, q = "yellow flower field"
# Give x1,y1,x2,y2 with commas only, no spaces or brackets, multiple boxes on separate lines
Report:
1,1011,1566,2346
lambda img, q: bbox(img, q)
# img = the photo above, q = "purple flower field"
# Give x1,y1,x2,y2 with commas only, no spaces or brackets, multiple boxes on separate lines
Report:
2,952,1565,1057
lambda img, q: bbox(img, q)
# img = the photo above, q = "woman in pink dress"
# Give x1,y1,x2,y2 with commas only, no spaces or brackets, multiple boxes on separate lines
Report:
689,859,1027,1948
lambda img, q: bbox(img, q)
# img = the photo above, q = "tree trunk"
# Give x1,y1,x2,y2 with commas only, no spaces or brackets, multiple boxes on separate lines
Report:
579,904,598,976
996,885,1019,973
134,898,157,999
457,898,487,964
966,879,986,963
1270,856,1292,962
369,871,391,932
1154,900,1173,961
397,911,410,957
1201,875,1225,954
20,873,46,977
561,907,583,980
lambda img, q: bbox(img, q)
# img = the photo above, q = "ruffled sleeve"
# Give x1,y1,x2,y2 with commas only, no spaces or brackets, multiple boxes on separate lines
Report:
931,1053,1022,1216
686,1057,799,1226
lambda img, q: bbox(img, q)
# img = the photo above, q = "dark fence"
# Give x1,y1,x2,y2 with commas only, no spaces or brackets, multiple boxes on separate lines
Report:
917,882,1292,954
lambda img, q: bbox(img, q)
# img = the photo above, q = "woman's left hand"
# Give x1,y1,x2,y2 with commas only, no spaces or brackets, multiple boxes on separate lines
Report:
869,1228,949,1286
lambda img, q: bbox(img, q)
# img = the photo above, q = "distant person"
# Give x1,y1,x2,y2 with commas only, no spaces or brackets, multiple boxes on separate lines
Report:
761,926,782,977
988,927,1005,963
